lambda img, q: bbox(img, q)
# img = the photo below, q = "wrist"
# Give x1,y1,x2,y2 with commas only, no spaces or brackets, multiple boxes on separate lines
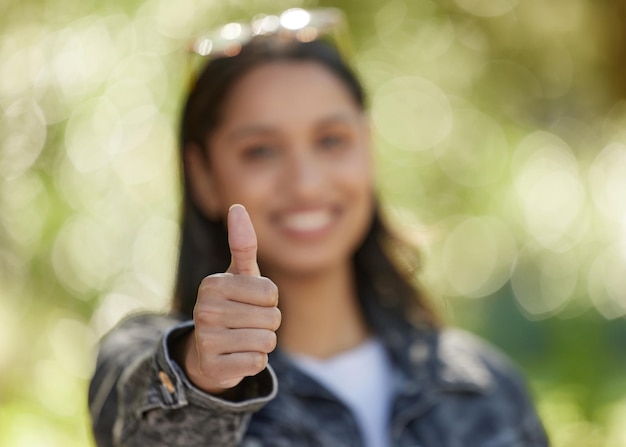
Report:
172,330,239,396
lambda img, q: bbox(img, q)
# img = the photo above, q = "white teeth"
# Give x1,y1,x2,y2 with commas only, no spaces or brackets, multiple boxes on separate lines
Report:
282,211,333,231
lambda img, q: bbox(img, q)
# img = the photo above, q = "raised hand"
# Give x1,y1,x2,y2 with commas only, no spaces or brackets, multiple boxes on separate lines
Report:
180,204,281,394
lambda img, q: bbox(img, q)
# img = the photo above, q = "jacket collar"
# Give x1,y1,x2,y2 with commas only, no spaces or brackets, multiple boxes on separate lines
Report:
364,293,493,396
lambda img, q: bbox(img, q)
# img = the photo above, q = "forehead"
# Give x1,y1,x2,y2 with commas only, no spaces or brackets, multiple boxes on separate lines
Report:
218,61,360,130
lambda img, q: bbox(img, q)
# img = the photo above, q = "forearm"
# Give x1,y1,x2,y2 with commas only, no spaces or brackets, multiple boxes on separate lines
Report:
88,313,276,447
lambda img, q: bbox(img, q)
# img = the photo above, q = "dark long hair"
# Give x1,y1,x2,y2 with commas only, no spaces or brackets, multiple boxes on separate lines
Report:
172,35,440,328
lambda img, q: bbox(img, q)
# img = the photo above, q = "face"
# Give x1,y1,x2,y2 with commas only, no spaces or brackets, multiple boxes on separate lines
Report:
187,60,374,278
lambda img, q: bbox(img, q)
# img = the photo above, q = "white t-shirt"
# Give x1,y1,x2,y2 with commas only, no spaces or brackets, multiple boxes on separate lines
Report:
289,338,394,447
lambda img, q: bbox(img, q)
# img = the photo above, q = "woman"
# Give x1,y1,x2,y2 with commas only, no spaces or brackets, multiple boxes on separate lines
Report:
88,9,549,447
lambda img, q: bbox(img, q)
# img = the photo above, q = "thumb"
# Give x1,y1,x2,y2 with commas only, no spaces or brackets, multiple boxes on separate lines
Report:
226,204,260,276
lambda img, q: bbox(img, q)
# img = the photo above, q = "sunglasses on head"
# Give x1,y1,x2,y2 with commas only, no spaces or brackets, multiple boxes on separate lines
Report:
187,8,350,59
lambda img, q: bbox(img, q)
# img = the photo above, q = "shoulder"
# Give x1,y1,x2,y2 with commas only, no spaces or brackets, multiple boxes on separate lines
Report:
397,327,549,445
433,327,530,393
436,327,523,377
430,326,545,430
425,328,549,444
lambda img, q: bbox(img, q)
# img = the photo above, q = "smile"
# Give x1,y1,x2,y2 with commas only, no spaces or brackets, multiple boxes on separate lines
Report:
280,209,336,233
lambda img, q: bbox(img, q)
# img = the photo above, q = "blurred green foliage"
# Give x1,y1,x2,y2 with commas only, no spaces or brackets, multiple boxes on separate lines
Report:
1,0,625,446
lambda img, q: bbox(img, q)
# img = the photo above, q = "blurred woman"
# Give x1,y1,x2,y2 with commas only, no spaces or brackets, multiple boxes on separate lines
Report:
88,8,548,447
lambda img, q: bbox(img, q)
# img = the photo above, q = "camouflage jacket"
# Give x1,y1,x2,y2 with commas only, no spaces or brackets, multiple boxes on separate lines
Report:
89,302,549,447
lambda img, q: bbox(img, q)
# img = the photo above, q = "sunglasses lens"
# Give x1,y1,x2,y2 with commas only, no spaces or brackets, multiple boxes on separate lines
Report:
189,8,346,57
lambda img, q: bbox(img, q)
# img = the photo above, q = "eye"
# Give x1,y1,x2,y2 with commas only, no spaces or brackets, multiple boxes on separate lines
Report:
241,144,278,161
317,133,347,150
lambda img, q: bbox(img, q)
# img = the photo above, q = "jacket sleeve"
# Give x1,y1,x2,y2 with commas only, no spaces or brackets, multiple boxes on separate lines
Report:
88,313,277,447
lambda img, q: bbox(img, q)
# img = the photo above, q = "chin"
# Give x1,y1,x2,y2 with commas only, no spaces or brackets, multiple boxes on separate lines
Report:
260,250,353,279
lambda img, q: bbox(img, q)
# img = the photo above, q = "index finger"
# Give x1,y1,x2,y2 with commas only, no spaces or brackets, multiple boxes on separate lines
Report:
226,204,260,277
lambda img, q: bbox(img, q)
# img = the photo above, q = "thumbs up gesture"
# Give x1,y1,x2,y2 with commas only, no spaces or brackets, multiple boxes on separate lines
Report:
179,204,281,394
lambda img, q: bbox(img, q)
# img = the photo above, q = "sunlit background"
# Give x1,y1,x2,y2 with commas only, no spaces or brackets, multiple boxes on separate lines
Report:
1,0,625,446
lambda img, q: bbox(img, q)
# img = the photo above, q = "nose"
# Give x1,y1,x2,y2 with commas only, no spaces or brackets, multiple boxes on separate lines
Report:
284,151,325,200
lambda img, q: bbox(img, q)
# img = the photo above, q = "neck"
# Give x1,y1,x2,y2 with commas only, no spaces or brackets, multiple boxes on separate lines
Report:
267,262,370,359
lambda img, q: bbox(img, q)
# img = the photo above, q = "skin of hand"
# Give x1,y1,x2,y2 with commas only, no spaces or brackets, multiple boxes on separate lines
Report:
178,204,281,395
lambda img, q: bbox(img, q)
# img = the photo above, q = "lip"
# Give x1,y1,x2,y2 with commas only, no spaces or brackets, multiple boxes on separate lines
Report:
274,206,340,239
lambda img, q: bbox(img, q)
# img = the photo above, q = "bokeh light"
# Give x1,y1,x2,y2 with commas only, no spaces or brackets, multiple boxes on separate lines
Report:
372,76,452,151
1,0,626,446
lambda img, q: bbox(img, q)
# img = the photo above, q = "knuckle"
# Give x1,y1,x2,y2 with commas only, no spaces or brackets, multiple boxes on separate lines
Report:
195,333,220,354
259,331,277,353
259,277,279,305
194,307,223,327
198,275,217,292
232,243,256,256
250,352,268,372
198,273,231,295
197,280,218,298
269,307,282,331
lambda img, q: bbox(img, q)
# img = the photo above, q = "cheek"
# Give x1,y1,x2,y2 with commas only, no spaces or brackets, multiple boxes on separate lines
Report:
338,150,374,196
213,166,275,214
347,153,376,228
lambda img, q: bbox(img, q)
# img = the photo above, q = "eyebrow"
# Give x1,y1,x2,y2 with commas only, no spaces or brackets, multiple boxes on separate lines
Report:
224,112,360,143
225,124,277,144
316,112,360,127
